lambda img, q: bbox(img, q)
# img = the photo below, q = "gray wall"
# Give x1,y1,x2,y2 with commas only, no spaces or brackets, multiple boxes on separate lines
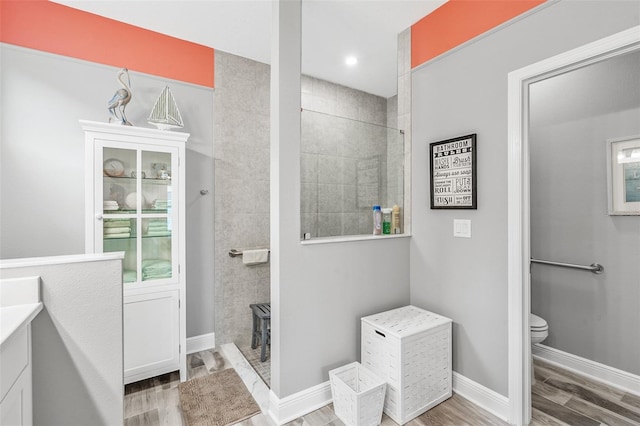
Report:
410,1,640,396
1,255,123,425
0,44,215,338
271,1,411,398
213,50,271,347
530,51,640,374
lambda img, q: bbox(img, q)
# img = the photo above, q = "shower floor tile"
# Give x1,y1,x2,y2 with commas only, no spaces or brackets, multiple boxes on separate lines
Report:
239,344,271,387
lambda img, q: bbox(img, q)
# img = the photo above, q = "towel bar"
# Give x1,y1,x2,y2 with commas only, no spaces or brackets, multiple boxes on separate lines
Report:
228,248,270,258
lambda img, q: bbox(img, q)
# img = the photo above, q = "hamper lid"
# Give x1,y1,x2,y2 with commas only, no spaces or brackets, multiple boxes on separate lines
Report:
361,305,452,338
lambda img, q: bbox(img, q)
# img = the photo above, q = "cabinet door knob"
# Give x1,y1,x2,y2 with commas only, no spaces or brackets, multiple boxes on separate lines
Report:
96,214,103,220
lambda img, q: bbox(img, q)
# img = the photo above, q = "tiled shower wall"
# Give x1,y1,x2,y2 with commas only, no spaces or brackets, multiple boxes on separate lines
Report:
214,51,271,347
301,76,400,237
213,53,404,346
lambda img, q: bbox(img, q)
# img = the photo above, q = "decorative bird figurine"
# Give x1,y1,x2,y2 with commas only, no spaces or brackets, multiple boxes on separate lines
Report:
107,68,133,125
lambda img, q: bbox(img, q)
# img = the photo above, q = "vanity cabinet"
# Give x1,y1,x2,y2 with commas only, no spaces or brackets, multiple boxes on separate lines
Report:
1,326,33,426
82,120,187,383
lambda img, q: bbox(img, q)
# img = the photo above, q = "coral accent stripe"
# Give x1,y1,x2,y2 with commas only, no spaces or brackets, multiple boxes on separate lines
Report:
0,0,214,88
411,0,546,68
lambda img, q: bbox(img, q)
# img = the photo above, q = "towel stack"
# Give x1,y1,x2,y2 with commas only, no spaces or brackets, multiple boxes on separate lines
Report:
104,219,131,239
152,199,171,210
103,200,119,211
142,259,172,280
123,269,137,283
145,219,171,237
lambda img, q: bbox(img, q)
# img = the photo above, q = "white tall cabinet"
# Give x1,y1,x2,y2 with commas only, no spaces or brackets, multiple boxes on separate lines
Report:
82,120,187,384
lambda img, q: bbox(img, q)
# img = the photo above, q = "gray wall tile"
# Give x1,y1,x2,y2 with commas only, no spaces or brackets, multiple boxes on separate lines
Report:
301,183,318,213
301,153,318,184
317,213,342,237
214,51,271,347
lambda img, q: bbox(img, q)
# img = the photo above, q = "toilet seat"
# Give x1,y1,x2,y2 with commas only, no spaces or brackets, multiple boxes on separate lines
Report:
530,314,548,331
530,313,548,343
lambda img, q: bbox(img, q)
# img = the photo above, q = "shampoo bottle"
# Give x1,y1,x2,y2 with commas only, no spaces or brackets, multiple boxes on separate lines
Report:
382,208,392,234
372,205,382,235
392,205,401,234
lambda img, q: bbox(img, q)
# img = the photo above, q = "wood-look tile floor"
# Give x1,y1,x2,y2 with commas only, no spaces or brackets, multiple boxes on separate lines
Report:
124,350,232,426
532,358,640,426
280,395,509,426
124,349,640,426
124,349,506,426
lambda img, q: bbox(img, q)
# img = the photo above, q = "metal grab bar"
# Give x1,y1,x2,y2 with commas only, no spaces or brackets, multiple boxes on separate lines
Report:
530,258,604,274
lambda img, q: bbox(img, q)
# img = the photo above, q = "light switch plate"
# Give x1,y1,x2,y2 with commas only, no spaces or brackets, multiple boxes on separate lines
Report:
454,219,471,238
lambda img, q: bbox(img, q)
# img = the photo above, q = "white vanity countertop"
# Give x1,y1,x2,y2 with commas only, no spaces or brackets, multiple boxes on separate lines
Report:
1,302,43,344
1,275,43,345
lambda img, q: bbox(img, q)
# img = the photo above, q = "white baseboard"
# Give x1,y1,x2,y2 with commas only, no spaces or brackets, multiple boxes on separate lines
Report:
268,381,333,425
186,332,215,354
533,344,640,396
266,372,510,425
452,372,510,421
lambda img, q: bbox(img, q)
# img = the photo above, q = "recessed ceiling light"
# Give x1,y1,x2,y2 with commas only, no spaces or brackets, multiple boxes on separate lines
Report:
345,56,358,66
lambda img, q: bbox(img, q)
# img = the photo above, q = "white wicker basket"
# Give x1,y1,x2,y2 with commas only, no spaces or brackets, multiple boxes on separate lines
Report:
329,362,387,426
361,306,452,424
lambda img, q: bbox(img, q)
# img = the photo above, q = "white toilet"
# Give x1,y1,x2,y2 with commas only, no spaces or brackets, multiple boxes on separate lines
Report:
530,313,549,384
530,313,549,344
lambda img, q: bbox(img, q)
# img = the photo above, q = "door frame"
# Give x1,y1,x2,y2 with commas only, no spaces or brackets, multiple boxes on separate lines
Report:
507,25,640,426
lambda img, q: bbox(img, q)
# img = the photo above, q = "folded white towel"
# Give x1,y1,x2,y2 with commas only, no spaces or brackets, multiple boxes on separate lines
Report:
104,227,130,234
104,232,130,238
104,220,130,228
103,201,119,210
242,249,269,265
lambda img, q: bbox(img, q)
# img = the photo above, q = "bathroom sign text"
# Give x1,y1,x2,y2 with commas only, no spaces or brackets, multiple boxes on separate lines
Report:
429,134,477,209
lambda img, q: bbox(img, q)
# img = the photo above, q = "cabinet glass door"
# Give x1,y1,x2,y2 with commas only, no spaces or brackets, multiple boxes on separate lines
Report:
99,146,176,285
140,151,174,282
102,147,138,282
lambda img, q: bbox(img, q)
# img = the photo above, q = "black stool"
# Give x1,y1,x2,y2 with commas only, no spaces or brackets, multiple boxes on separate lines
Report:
250,303,271,362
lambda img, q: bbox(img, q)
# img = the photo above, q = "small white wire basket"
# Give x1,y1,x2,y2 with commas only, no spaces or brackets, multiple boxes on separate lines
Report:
329,362,387,426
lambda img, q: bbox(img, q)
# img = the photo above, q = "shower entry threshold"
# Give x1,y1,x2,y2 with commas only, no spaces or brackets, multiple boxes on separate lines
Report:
219,343,271,414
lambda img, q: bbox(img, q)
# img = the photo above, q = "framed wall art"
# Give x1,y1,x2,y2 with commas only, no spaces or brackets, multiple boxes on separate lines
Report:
429,134,477,209
606,135,640,215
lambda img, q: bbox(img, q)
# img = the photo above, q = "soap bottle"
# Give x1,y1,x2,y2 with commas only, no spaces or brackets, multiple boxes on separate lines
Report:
382,208,392,234
372,205,382,235
392,205,401,234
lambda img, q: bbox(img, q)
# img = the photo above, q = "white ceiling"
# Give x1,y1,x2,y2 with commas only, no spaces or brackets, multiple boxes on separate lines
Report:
52,0,447,98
